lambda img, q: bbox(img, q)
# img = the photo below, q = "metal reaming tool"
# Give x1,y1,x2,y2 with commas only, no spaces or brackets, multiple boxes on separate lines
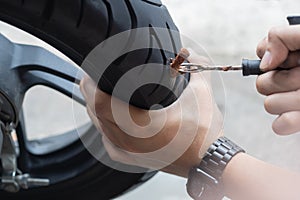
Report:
178,59,263,76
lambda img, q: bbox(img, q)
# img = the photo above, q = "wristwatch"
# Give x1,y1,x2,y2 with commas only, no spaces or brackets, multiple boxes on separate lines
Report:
186,137,245,200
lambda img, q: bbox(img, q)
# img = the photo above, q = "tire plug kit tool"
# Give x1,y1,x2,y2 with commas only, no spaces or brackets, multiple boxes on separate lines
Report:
170,48,270,76
171,16,300,76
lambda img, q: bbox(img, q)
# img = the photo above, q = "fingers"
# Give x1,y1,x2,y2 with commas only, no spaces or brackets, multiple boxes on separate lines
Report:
264,90,300,115
80,70,215,142
101,135,136,165
86,105,126,148
272,111,300,135
86,106,104,133
256,67,300,95
256,67,300,135
258,25,300,71
81,75,170,144
262,89,300,135
281,50,300,68
80,76,114,118
80,76,151,127
256,37,268,58
102,135,172,170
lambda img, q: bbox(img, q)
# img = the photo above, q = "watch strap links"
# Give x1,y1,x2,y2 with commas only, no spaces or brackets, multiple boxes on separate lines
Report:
186,137,245,200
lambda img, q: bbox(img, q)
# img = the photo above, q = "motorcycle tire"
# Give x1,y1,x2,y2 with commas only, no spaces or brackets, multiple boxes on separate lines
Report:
0,0,187,199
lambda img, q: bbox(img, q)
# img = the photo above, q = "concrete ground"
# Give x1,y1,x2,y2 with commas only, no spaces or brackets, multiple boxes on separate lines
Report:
1,0,300,199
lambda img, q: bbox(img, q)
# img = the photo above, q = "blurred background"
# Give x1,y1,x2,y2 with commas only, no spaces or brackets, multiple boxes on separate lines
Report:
1,0,300,199
120,0,300,199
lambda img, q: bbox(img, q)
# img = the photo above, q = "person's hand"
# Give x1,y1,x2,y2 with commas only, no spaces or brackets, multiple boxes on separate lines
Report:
80,56,223,177
256,25,300,135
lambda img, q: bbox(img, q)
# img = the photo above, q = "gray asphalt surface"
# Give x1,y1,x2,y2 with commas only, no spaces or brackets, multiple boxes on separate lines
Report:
1,0,300,199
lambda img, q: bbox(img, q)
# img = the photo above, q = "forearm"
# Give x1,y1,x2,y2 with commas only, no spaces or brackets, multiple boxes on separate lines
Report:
223,153,300,200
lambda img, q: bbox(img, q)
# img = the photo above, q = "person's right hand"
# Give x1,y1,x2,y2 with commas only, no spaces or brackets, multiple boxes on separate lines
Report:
256,25,300,135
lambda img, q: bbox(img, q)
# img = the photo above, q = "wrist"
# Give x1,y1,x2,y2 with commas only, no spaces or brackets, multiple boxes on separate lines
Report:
222,152,248,198
186,136,245,200
221,152,300,200
161,128,224,178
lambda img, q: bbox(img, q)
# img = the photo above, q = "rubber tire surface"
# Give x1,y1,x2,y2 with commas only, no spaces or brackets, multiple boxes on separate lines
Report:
0,0,186,199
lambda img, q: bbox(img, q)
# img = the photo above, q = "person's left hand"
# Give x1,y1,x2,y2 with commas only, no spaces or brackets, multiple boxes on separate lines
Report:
80,56,223,177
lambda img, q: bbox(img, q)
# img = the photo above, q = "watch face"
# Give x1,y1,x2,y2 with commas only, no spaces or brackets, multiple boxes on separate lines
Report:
197,186,205,198
196,168,219,185
203,183,221,199
187,168,220,199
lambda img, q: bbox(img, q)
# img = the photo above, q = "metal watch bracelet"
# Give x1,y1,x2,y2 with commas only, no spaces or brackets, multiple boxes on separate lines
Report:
186,137,245,200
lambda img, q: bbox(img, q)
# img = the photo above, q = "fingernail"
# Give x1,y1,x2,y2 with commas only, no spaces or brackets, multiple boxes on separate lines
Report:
260,51,272,70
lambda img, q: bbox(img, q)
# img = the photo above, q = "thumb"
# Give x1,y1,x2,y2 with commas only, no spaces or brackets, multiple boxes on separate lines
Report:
260,25,300,71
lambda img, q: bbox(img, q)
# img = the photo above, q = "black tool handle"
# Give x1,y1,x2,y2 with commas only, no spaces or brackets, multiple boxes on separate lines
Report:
287,16,300,25
242,59,262,76
242,59,290,76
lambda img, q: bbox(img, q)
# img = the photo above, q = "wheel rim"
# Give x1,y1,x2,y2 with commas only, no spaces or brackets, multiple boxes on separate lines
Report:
0,23,153,193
